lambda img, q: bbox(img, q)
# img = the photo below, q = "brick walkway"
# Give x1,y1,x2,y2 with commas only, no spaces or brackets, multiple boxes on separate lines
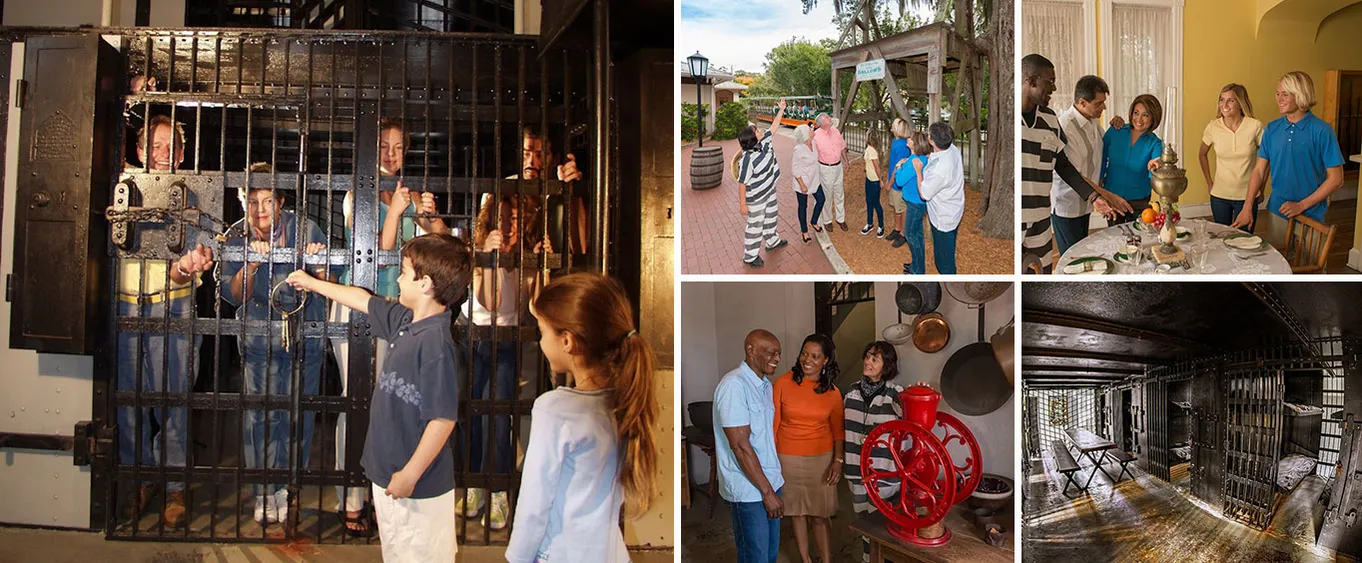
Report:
680,133,836,274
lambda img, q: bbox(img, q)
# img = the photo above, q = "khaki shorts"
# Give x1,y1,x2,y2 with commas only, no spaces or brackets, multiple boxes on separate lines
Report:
889,194,907,214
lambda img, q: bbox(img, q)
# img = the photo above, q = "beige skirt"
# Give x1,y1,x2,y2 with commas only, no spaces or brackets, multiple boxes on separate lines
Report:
778,451,838,517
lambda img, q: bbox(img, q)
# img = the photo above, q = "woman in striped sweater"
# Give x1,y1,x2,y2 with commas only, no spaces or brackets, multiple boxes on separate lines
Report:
842,341,905,563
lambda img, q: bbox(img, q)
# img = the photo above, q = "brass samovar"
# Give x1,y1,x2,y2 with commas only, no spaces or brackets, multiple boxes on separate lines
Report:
1150,144,1188,265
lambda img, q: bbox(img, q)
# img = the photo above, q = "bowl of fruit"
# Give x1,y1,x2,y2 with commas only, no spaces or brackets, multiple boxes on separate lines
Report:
1138,202,1187,238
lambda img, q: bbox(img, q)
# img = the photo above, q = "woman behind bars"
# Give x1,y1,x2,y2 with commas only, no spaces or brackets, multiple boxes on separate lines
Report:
773,333,844,563
457,193,552,530
505,272,658,563
331,118,448,536
218,162,331,525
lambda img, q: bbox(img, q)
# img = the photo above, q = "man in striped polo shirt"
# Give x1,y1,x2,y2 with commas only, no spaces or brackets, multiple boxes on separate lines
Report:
736,100,790,268
1020,54,1128,273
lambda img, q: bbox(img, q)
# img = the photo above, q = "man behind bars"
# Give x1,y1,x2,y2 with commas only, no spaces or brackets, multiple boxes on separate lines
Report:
118,113,215,529
218,163,332,525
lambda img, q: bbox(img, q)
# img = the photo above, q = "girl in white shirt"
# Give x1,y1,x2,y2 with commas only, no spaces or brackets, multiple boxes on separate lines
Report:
507,273,659,563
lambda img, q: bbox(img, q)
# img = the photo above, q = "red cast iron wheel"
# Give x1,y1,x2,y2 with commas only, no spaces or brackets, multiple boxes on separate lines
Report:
933,412,983,504
860,420,958,531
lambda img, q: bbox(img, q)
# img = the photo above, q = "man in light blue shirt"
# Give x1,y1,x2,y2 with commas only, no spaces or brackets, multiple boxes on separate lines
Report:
714,329,786,563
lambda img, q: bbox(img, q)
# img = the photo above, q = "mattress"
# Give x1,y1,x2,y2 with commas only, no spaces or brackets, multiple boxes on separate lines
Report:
1277,453,1318,491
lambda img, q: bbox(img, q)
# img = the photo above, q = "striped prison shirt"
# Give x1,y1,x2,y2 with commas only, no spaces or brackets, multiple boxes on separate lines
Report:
1021,106,1094,272
842,380,905,503
738,130,781,202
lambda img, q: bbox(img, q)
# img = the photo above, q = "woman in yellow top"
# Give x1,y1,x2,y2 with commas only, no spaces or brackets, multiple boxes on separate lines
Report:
1199,84,1264,232
772,333,845,563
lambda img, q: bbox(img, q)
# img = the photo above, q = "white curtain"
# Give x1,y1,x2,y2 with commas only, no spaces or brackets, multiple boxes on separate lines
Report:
1109,4,1176,145
1021,1,1085,109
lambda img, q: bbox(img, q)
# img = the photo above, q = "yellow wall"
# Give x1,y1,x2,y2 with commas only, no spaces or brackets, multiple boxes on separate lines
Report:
1178,0,1362,205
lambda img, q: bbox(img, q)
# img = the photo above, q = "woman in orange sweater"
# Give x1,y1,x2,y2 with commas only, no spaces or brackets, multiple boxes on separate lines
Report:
773,333,845,563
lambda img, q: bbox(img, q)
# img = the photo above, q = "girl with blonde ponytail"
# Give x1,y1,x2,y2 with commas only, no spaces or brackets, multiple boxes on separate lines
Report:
506,272,659,563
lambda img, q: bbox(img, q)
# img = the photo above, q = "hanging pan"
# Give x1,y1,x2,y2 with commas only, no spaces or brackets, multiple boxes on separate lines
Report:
940,300,1012,416
895,282,942,315
911,312,950,353
990,317,1016,385
882,283,915,346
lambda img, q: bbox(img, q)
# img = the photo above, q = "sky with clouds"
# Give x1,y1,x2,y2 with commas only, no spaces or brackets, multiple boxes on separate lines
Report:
680,0,842,74
680,1,934,76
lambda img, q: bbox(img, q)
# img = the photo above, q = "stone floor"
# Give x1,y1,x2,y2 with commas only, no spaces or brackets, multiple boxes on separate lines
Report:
681,480,1014,562
1023,456,1350,562
0,525,673,562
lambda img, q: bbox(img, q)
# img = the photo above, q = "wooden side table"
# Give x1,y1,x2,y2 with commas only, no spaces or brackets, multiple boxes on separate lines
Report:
849,508,1013,563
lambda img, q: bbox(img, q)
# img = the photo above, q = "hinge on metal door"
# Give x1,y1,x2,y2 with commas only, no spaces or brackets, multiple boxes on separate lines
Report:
14,78,26,109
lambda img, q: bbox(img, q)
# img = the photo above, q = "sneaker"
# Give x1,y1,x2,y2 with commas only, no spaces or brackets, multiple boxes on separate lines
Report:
272,489,290,524
254,492,285,524
767,239,788,251
860,224,873,235
745,256,765,268
886,230,903,242
876,227,885,238
125,483,156,521
488,492,509,530
163,491,187,529
903,263,912,274
457,488,487,518
892,236,907,248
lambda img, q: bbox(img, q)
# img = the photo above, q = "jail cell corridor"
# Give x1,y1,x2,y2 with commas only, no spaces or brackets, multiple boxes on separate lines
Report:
5,27,603,545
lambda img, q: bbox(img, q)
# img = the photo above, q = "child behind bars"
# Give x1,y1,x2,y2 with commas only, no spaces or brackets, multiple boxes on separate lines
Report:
286,233,472,562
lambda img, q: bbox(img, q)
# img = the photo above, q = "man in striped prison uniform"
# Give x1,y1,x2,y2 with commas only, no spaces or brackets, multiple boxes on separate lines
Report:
841,342,905,563
1020,54,1126,273
736,104,790,267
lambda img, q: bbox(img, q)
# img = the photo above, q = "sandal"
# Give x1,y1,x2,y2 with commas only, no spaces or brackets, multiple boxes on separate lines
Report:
339,505,376,538
802,233,812,243
811,224,824,233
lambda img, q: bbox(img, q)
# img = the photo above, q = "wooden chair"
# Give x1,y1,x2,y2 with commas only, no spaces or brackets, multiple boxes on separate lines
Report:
683,401,719,519
1281,215,1336,273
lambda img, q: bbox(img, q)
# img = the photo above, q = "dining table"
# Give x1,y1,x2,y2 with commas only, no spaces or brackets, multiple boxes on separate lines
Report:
1055,218,1292,275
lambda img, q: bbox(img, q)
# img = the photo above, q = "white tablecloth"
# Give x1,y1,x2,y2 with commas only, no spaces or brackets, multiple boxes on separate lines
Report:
1055,219,1292,275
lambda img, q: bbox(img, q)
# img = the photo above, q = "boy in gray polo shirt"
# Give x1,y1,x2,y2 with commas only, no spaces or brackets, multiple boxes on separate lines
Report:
287,233,473,562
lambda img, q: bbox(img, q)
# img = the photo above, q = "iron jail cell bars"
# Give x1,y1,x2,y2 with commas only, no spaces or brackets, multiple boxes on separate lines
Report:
90,30,599,544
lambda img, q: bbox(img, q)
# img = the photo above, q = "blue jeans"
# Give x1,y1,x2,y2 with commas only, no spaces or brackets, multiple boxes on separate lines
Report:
864,180,883,228
932,225,958,274
1051,213,1091,257
117,297,196,492
1211,196,1257,233
730,488,782,563
241,341,322,498
796,189,825,233
904,202,928,274
469,340,518,489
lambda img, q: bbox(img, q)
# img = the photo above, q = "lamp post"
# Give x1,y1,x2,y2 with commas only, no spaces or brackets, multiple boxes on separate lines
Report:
688,51,709,147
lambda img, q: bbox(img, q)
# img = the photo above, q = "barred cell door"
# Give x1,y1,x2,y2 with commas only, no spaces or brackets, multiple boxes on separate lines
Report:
10,28,603,544
1221,369,1284,530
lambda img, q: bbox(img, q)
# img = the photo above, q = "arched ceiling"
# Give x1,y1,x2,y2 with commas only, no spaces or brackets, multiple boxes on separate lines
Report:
1256,0,1362,40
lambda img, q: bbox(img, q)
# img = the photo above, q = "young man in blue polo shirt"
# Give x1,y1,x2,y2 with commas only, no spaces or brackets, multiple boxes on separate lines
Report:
713,329,786,563
287,233,473,562
1233,71,1345,239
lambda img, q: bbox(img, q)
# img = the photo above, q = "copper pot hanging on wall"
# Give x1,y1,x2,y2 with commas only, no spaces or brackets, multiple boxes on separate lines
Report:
912,312,951,353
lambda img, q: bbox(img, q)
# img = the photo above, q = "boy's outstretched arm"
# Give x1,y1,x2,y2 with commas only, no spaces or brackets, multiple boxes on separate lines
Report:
286,270,373,314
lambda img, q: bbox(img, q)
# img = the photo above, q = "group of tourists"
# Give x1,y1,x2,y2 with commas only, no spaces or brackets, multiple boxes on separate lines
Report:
1020,53,1346,272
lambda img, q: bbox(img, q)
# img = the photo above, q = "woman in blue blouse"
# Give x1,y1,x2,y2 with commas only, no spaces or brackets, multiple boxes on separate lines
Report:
1101,94,1165,224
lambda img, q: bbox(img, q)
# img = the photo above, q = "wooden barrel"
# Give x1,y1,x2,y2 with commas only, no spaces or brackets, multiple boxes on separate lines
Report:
690,145,725,190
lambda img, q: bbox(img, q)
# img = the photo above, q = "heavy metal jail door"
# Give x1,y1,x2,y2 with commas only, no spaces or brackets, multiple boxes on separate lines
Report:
1221,369,1285,530
26,30,599,544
